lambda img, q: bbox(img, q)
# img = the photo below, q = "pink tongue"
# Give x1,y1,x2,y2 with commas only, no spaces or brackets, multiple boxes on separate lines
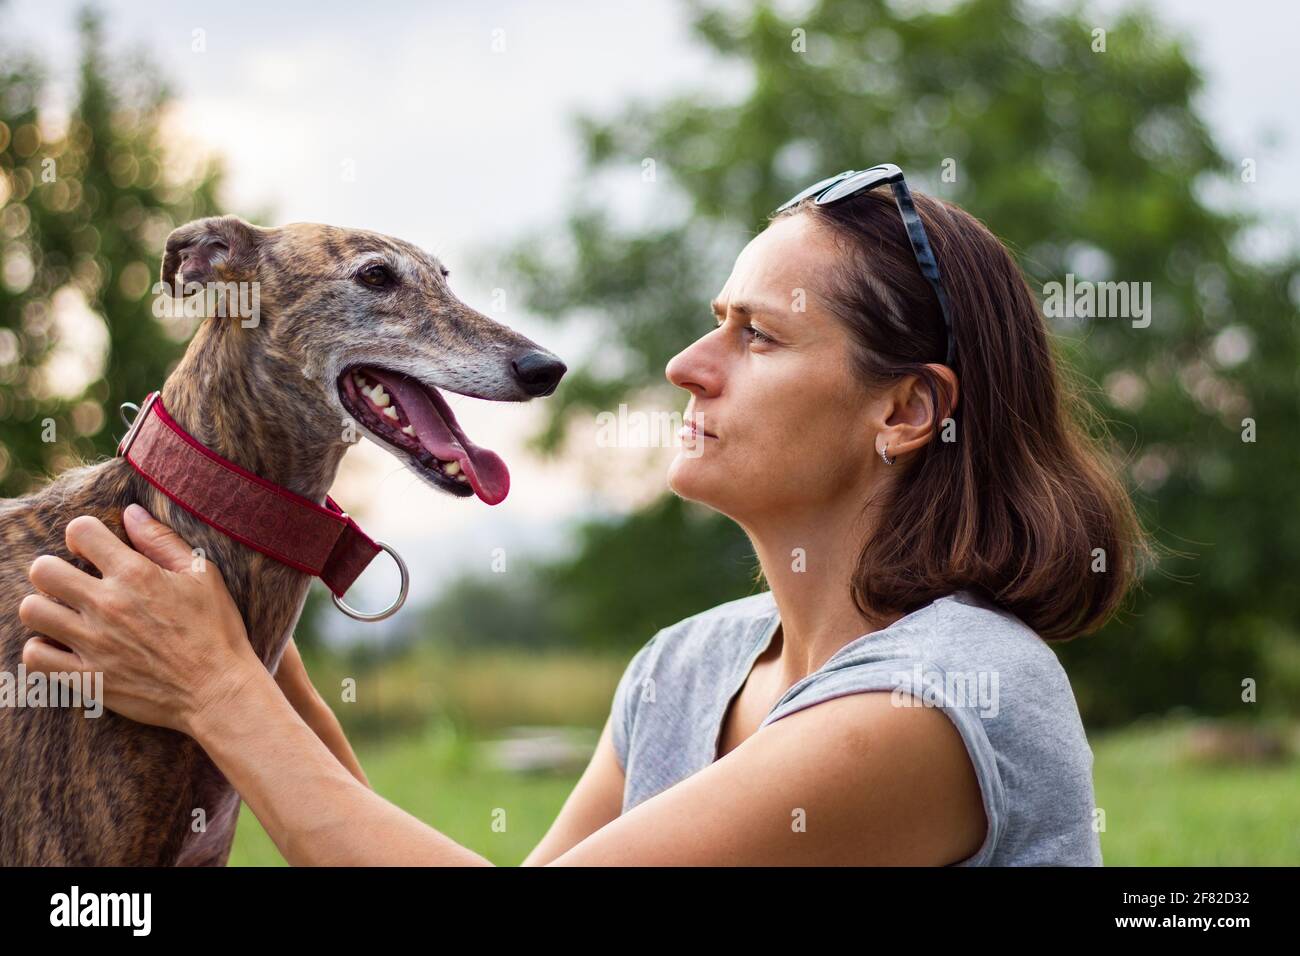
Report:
364,369,510,505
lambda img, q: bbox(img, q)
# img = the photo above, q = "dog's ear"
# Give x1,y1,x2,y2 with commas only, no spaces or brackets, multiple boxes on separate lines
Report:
160,215,267,291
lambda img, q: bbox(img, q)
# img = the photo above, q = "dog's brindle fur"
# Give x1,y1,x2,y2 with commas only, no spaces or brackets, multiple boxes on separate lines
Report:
0,216,559,864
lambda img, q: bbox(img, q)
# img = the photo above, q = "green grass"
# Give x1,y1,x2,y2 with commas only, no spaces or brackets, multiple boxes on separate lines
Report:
1094,716,1300,866
229,719,583,866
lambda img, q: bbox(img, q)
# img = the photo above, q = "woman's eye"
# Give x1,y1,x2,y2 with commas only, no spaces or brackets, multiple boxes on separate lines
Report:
713,318,773,345
358,264,394,288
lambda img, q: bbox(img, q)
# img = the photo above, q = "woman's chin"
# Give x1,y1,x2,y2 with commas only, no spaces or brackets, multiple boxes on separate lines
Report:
666,455,715,503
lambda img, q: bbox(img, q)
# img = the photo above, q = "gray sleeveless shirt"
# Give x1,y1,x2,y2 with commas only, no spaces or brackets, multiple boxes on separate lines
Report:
609,588,1102,866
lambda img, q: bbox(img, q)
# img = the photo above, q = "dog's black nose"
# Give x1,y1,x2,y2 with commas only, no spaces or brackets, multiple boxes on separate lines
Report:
511,351,567,397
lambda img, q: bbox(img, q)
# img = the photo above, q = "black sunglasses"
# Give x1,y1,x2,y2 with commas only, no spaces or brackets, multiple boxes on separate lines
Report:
774,163,956,368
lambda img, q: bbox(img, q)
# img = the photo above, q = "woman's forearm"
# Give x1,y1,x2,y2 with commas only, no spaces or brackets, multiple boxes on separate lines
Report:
20,508,493,866
290,689,371,788
191,663,494,866
274,644,371,788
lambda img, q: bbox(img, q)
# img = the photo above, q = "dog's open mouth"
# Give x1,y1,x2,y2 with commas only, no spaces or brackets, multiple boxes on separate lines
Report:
337,366,510,505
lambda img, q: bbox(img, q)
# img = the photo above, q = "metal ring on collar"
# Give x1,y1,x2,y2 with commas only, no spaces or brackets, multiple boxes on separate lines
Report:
331,540,410,622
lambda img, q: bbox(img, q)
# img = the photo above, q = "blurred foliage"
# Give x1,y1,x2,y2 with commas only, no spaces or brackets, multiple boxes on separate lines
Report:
0,7,225,495
301,639,628,743
476,0,1300,727
0,6,338,649
538,494,764,649
422,495,760,653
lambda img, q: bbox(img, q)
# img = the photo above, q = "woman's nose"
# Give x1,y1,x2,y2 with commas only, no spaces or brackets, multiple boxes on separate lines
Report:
666,335,720,395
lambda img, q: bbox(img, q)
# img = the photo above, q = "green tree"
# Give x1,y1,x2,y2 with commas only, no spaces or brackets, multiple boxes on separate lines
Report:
421,495,761,654
0,7,340,653
493,0,1299,725
0,7,223,496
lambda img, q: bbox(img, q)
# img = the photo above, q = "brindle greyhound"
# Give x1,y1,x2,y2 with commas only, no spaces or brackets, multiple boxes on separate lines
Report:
0,215,564,865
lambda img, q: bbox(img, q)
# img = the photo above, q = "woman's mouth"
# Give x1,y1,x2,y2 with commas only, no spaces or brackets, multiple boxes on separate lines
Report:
681,418,717,442
337,365,510,505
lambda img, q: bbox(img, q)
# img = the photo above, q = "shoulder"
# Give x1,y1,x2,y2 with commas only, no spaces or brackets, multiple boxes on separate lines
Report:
906,590,1090,734
909,593,1100,864
804,589,1087,766
823,590,1074,704
761,589,1094,866
573,671,996,865
748,684,989,864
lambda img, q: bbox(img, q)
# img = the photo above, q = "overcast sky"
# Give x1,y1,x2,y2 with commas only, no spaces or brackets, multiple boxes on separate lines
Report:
8,0,1297,638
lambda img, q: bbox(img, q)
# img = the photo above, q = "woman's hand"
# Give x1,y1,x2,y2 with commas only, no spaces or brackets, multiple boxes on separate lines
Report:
17,507,497,866
19,503,262,736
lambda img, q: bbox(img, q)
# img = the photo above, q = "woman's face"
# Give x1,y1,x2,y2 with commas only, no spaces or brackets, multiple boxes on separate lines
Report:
665,212,879,524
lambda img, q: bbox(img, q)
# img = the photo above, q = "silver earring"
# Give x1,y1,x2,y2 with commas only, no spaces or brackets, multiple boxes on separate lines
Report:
880,442,895,466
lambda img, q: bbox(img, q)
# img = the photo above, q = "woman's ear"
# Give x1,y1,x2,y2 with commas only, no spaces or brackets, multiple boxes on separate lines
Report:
877,366,959,459
160,215,266,293
928,363,960,421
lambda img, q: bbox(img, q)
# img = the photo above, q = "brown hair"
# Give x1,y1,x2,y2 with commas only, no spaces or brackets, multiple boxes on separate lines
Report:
771,187,1155,641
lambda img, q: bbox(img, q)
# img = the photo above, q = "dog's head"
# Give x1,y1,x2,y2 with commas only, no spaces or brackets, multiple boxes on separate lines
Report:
159,214,565,505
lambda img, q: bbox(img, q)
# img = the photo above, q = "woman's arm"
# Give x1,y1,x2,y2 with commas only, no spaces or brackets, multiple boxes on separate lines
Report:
519,717,625,865
192,658,491,865
19,507,489,866
196,658,985,866
18,506,986,866
274,637,370,789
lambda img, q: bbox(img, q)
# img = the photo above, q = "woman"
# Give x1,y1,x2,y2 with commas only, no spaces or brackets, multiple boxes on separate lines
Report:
19,166,1150,865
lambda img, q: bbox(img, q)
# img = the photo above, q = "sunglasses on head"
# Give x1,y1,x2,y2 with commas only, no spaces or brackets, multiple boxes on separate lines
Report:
773,163,956,369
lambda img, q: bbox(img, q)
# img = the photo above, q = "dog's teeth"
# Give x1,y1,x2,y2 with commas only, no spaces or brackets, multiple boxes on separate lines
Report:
383,406,399,420
371,385,390,407
402,424,416,436
443,460,461,476
455,474,468,482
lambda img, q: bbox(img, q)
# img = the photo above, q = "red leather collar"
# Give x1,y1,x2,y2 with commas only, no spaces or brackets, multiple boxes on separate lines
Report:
117,391,382,602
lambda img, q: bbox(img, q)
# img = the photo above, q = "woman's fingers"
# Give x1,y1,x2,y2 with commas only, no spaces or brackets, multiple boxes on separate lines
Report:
18,592,91,651
22,635,87,674
65,514,148,579
27,553,101,611
122,503,201,574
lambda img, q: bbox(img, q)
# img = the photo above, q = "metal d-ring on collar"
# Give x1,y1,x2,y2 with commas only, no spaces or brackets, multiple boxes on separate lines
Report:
331,540,410,622
120,399,410,623
120,400,140,429
118,393,159,458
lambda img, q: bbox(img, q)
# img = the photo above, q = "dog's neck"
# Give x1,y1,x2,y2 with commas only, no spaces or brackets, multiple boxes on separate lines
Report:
157,317,348,504
124,317,353,667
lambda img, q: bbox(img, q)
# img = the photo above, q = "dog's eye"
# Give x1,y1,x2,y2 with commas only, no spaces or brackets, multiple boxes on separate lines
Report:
440,267,450,280
357,263,395,288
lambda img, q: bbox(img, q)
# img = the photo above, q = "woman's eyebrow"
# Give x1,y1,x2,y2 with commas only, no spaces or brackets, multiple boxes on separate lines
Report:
710,298,785,319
